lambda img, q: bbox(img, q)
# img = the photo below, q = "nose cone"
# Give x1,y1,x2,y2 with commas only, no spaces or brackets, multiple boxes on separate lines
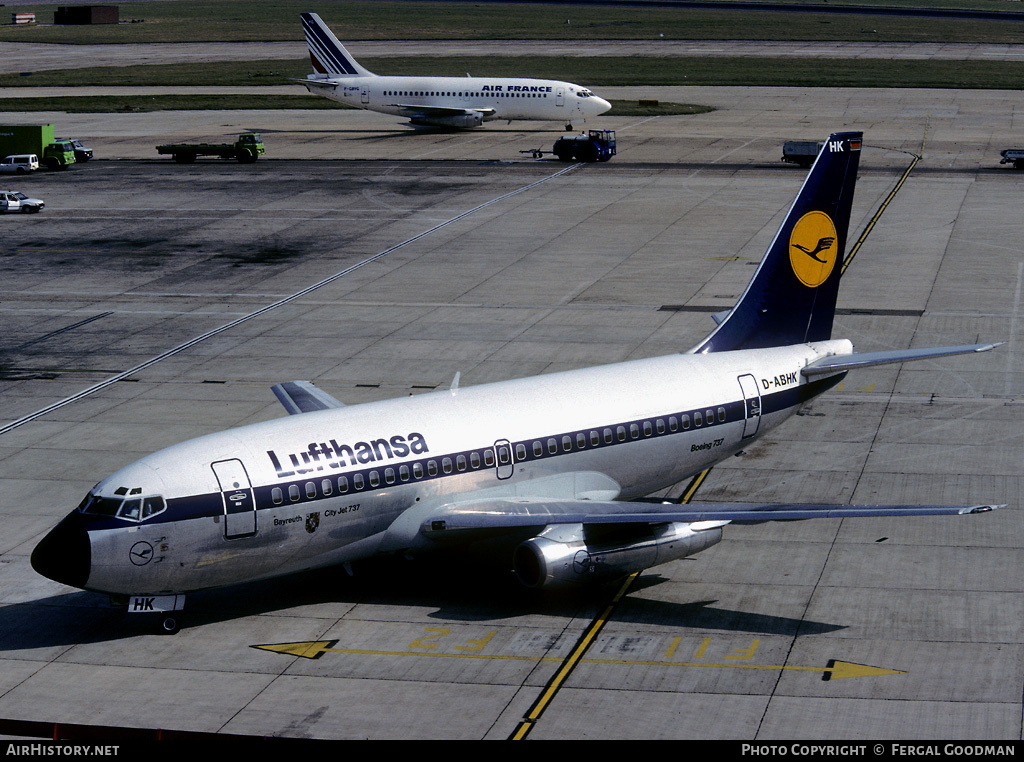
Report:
591,96,612,116
31,513,91,590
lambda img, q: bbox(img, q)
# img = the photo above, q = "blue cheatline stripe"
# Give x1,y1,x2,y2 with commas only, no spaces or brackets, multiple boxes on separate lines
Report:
80,373,845,530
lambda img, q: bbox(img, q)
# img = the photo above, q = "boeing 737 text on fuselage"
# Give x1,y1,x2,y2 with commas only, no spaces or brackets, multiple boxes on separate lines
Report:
31,133,1001,634
298,12,611,129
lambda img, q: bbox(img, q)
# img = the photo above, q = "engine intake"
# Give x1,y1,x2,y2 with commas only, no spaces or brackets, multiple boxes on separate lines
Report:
513,521,722,589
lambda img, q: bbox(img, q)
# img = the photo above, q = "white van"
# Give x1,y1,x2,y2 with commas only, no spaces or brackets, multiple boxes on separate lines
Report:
0,155,40,174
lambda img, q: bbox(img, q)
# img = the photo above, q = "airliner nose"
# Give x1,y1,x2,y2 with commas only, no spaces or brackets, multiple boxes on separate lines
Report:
592,96,612,116
31,513,91,590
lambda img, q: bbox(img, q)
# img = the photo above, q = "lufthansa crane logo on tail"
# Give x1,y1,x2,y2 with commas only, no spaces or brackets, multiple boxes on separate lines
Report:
789,210,838,288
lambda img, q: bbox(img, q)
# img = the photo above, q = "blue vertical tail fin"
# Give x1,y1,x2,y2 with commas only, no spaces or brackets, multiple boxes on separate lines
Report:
301,12,375,78
692,132,862,353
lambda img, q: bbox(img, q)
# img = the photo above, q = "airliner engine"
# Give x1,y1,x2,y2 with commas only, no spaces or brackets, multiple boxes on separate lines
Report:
512,521,723,589
410,113,485,129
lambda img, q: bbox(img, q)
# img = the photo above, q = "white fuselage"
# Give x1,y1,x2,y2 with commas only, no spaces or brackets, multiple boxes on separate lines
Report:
303,74,611,124
78,340,850,596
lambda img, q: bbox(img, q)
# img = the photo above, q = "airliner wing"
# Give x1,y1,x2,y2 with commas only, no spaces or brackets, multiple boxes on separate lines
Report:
271,380,345,414
393,104,496,119
418,498,1000,539
802,342,1001,377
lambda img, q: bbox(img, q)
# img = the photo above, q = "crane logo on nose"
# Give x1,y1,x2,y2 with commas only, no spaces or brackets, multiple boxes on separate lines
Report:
130,541,154,566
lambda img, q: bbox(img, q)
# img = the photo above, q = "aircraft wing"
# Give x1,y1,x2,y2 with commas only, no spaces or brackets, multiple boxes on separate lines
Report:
415,498,1000,540
271,380,345,415
392,103,496,119
802,342,1001,377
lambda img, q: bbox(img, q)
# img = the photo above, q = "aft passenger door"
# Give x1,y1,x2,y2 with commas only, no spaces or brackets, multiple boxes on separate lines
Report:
737,374,761,439
212,459,257,539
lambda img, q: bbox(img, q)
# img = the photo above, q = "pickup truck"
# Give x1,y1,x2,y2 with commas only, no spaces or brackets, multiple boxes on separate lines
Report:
1,190,44,213
60,138,94,162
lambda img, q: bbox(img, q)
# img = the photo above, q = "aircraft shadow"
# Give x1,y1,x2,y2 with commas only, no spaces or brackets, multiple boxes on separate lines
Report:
0,555,841,648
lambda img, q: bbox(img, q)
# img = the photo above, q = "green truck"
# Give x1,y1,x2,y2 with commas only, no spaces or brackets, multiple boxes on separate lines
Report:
156,133,265,163
0,124,77,170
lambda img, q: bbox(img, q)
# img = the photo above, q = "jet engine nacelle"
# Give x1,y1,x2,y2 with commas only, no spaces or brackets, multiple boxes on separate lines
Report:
410,113,484,129
512,521,723,589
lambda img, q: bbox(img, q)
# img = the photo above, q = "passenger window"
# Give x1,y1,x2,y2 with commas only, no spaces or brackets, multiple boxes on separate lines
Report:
353,473,364,491
617,426,626,442
400,464,410,481
516,443,527,460
442,458,452,474
656,419,665,434
470,451,481,469
547,438,557,454
590,431,600,446
643,421,652,436
533,441,543,457
483,450,495,467
272,488,283,505
412,463,423,479
369,471,380,488
427,460,438,476
669,416,678,432
385,468,395,484
562,435,572,451
321,479,332,496
706,409,714,424
338,476,349,493
682,414,690,430
289,484,301,501
630,423,640,439
576,432,586,448
456,455,466,472
694,411,703,427
604,428,613,444
718,407,726,423
305,482,316,499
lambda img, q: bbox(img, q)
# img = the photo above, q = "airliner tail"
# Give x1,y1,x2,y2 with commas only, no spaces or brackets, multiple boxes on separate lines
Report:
301,11,375,78
693,132,862,353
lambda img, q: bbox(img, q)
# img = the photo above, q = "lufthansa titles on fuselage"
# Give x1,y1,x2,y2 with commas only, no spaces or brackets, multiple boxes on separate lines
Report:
267,432,429,478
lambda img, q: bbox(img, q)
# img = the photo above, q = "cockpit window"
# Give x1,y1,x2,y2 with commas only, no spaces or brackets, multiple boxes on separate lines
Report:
80,492,166,522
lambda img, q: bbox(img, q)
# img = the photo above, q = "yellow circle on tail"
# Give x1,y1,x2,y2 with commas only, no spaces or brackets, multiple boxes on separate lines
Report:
789,211,838,288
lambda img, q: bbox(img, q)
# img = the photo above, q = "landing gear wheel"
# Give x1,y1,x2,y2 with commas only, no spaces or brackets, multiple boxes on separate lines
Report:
158,615,181,635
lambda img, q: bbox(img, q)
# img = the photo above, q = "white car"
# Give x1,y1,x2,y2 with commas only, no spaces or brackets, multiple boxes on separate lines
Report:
0,154,39,174
1,190,44,213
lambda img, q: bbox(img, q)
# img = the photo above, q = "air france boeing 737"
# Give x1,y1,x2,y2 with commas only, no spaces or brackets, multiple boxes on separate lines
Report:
297,12,611,129
31,133,1001,634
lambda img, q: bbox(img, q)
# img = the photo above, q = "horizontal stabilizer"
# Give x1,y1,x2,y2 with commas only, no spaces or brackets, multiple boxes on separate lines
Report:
802,342,1002,377
418,498,1001,538
271,380,345,415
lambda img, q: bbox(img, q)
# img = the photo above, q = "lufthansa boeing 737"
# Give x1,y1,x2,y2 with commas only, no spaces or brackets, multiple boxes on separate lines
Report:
297,12,611,129
31,133,1001,633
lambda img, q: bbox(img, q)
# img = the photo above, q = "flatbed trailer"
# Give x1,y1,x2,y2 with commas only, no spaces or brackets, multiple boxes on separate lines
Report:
156,133,265,164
